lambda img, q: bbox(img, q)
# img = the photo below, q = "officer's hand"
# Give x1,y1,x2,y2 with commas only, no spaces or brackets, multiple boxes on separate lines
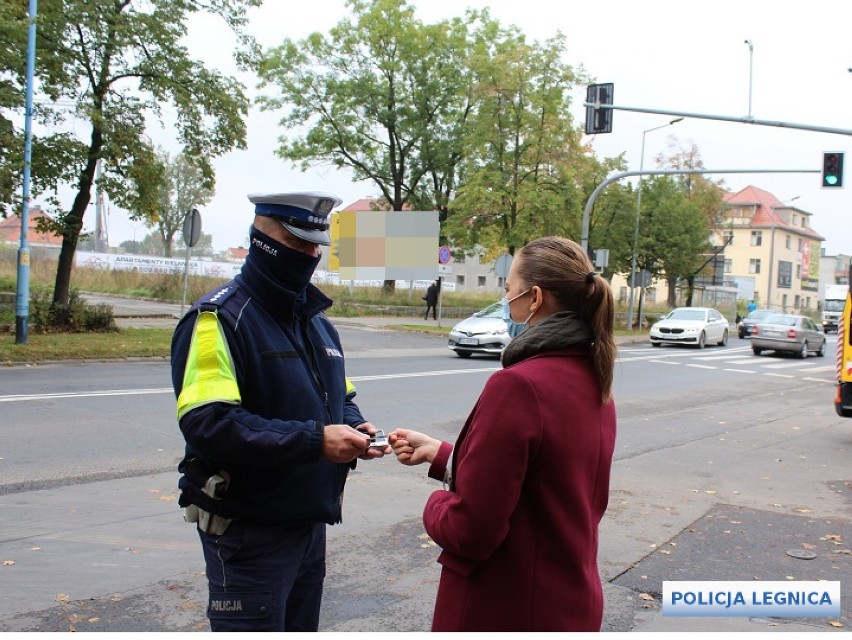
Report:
388,428,441,466
354,422,392,459
322,424,370,463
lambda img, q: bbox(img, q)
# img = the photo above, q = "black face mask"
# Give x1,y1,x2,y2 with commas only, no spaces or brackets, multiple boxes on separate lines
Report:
247,225,321,292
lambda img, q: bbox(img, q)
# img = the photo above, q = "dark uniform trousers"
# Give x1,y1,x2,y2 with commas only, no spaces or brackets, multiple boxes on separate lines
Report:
199,520,326,631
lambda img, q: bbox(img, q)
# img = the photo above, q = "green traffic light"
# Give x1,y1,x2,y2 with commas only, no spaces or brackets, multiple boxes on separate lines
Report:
826,175,839,186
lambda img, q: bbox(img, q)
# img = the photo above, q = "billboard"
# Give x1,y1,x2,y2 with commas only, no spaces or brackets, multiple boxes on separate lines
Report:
335,210,439,281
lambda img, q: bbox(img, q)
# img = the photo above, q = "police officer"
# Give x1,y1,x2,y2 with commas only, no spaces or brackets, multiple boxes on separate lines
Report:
171,191,390,632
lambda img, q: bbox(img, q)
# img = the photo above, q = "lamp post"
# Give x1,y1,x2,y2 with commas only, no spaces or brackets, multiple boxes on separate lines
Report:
15,0,38,344
744,39,754,120
766,195,799,311
626,117,683,330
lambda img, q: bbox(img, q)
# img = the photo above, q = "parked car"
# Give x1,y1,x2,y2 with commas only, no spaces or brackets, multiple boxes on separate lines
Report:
649,306,729,349
737,308,773,339
751,314,827,358
448,301,511,358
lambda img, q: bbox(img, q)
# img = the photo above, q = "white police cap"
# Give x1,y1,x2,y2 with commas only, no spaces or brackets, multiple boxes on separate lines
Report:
247,191,341,246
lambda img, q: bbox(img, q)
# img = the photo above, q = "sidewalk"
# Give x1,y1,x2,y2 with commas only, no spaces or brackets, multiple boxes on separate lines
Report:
95,293,648,346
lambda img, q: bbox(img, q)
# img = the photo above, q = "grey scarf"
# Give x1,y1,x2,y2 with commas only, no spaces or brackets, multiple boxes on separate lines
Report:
501,310,592,368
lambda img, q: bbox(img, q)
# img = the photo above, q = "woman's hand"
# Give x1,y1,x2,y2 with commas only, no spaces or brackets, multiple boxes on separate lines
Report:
388,428,441,466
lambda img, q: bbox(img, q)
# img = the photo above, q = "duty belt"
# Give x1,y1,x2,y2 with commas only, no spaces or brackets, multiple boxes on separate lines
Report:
183,457,233,535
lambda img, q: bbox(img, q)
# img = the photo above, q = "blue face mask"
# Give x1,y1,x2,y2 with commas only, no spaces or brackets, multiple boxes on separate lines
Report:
501,289,530,338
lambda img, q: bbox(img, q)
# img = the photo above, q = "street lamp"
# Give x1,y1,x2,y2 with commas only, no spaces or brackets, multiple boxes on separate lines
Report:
626,117,683,330
766,195,799,311
744,39,754,120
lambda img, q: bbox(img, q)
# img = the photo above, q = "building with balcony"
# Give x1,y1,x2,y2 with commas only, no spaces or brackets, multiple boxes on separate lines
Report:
715,185,824,313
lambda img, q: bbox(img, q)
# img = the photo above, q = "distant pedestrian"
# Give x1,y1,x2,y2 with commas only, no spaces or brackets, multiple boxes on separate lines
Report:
747,300,757,313
423,280,439,320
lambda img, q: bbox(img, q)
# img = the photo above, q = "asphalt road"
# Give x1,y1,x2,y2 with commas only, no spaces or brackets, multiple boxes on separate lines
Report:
0,317,849,633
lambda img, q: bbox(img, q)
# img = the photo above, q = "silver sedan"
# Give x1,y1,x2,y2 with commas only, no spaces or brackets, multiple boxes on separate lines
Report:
447,301,511,358
751,314,827,358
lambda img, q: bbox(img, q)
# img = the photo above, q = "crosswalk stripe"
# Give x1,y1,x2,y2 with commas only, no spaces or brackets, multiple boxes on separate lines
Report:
693,353,752,361
801,365,835,373
761,361,815,369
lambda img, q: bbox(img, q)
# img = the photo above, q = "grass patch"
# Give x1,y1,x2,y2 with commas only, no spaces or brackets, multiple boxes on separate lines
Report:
0,328,173,365
392,323,451,334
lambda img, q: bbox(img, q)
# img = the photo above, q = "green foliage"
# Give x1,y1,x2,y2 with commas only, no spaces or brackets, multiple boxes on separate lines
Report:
153,150,216,257
25,288,116,333
258,0,449,211
0,0,262,307
449,29,586,254
637,176,713,283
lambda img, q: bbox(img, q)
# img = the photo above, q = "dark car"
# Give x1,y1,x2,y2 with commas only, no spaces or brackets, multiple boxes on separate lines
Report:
737,308,773,339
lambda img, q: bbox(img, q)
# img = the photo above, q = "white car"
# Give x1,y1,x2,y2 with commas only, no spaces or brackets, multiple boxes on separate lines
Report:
447,301,511,358
649,306,729,349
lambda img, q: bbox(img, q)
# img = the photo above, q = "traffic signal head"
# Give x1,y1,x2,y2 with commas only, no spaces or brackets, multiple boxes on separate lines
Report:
822,152,844,188
585,83,614,135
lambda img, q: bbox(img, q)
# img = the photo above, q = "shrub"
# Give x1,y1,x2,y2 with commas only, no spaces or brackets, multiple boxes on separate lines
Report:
24,288,116,333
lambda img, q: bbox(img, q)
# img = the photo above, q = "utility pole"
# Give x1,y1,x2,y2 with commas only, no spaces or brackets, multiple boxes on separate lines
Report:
15,0,38,345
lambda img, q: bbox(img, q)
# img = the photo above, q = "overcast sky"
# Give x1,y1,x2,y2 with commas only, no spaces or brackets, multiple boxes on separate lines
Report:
84,0,852,256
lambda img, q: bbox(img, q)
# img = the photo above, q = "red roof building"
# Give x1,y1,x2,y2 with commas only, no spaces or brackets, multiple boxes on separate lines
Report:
0,206,63,247
719,185,824,311
222,246,248,262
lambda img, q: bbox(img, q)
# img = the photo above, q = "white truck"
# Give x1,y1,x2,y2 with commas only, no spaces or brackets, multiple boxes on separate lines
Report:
823,284,848,333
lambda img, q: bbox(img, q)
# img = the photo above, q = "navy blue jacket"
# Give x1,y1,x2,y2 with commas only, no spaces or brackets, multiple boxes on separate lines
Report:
171,261,366,525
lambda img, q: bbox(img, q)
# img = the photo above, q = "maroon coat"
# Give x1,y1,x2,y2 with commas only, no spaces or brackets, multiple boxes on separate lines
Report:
424,346,616,631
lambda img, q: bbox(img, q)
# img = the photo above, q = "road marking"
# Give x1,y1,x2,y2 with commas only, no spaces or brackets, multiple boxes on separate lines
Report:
693,352,753,361
0,388,173,403
351,368,498,382
761,361,815,369
621,339,840,385
0,367,501,403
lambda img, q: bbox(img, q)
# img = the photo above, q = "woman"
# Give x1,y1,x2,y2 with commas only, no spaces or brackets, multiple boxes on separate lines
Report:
389,236,617,631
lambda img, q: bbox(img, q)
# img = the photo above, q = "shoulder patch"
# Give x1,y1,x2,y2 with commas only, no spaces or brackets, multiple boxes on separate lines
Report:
197,284,238,309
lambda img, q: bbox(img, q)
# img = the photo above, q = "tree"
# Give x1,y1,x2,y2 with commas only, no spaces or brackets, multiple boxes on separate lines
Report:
258,0,484,291
0,2,84,219
636,176,712,309
4,0,261,310
119,239,141,255
189,230,214,257
655,139,726,305
153,150,215,257
446,29,588,257
138,230,166,257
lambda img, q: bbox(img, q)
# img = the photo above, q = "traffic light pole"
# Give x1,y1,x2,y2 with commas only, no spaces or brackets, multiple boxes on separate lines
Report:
580,168,819,254
584,102,852,137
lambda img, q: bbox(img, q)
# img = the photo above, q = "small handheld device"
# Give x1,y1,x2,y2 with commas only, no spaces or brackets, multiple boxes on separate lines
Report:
370,429,389,449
